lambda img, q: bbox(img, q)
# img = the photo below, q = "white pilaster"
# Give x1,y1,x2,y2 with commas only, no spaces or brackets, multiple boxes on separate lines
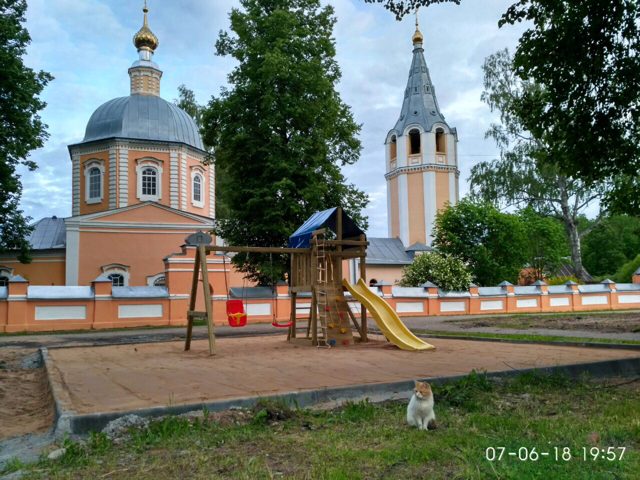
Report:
398,174,410,245
423,131,436,164
386,178,393,238
449,171,457,206
180,153,187,210
108,148,117,209
208,162,215,218
423,170,437,243
446,134,456,166
396,134,407,168
385,140,391,172
170,151,179,209
72,154,80,216
118,148,128,207
65,224,79,286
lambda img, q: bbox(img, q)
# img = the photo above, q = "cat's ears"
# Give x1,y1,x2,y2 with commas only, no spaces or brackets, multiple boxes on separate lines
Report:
414,380,420,386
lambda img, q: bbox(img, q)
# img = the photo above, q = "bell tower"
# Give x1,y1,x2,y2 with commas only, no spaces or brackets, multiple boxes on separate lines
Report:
129,1,162,96
385,14,459,246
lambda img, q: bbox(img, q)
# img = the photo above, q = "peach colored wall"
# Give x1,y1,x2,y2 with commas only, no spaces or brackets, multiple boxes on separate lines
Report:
79,151,111,215
435,171,449,210
77,229,195,286
128,150,171,207
361,265,404,285
0,301,6,332
184,157,211,217
8,258,65,286
407,172,425,245
92,205,198,224
389,177,399,238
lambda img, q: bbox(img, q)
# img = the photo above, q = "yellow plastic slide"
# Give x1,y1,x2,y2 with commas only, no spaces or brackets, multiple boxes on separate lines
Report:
343,278,435,351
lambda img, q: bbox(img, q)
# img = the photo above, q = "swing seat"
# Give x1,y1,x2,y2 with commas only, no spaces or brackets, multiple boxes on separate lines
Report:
226,299,247,327
272,319,294,328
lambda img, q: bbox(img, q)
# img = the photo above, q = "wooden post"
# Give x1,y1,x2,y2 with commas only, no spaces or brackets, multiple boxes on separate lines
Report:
185,247,201,351
335,206,343,282
310,243,318,345
198,244,216,356
359,233,368,342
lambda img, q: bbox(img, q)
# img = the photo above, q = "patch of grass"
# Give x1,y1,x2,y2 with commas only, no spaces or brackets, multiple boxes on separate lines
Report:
10,373,640,479
416,329,640,345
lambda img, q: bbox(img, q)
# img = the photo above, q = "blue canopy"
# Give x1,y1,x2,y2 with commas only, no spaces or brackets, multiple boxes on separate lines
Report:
288,207,365,248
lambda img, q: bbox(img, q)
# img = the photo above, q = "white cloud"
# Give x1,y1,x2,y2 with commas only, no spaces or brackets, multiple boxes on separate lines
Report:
20,0,527,237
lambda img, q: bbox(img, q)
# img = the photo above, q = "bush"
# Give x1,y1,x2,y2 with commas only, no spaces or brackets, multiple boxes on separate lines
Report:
545,274,584,285
612,254,640,283
397,252,472,291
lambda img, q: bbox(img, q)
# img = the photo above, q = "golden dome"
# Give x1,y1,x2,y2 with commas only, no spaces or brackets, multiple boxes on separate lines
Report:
412,9,423,44
133,2,159,51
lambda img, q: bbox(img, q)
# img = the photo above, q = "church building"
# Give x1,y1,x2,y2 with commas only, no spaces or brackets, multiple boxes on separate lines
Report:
0,4,215,288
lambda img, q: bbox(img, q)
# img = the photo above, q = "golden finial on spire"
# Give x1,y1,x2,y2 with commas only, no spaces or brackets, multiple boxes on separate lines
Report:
133,0,159,52
412,8,424,45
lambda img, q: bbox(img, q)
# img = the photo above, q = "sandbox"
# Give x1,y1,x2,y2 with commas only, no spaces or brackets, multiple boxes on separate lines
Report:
45,336,640,422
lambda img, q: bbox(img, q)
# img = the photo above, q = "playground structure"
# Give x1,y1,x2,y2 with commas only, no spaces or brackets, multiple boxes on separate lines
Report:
184,207,435,355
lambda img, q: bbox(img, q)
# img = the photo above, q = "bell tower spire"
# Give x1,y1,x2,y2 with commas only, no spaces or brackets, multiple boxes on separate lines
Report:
129,1,163,96
384,15,459,246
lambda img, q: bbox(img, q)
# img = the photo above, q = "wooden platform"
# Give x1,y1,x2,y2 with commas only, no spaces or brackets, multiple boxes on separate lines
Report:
47,335,639,415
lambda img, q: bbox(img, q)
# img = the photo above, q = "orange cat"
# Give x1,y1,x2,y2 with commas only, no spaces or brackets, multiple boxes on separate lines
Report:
407,380,436,430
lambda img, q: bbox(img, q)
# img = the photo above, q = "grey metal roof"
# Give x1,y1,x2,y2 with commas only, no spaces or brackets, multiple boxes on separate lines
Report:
28,286,93,300
514,286,540,296
406,242,436,252
578,284,609,293
0,287,6,299
392,286,429,298
438,289,470,298
478,287,505,297
230,287,274,299
548,285,574,294
27,217,66,250
617,283,640,292
393,44,450,134
112,286,169,299
366,237,413,265
556,263,594,283
635,267,640,275
79,95,205,151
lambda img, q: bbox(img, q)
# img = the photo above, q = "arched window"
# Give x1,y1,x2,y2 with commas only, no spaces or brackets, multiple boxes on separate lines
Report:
109,274,125,287
142,168,157,197
153,276,166,287
436,128,446,153
389,136,397,160
193,174,202,203
89,167,101,199
409,129,421,155
0,276,9,288
369,279,378,287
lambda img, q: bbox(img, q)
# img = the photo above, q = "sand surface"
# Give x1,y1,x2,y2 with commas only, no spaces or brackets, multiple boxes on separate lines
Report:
49,336,640,415
0,348,54,439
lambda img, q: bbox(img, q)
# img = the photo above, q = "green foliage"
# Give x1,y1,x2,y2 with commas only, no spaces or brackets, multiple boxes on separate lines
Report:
434,370,492,409
201,0,368,284
0,0,53,262
502,0,640,214
341,399,376,422
433,199,528,286
582,216,640,277
545,274,583,286
397,252,472,290
612,254,640,284
518,207,568,283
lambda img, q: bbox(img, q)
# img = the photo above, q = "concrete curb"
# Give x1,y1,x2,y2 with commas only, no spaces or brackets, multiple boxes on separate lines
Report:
42,350,640,435
416,333,640,350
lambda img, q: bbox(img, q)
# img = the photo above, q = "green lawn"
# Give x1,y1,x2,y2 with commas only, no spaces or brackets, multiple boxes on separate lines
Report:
415,329,640,346
4,371,639,479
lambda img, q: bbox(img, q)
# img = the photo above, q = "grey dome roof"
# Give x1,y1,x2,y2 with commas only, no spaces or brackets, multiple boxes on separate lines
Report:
81,95,204,151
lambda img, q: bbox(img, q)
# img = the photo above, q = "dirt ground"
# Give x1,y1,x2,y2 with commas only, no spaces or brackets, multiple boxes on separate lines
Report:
451,311,640,333
0,348,54,439
47,335,640,415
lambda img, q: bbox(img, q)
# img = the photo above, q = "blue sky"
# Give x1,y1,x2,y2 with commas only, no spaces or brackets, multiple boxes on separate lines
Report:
20,0,529,237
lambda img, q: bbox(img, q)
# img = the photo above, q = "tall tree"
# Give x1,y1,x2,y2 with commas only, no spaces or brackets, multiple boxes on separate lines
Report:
433,199,528,286
365,0,640,213
174,85,231,219
582,215,640,277
201,0,368,284
469,49,605,281
0,0,53,263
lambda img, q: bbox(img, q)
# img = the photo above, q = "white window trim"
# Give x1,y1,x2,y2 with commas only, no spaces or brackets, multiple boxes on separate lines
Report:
146,272,166,287
190,167,206,208
135,157,163,202
102,263,130,287
83,159,105,205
